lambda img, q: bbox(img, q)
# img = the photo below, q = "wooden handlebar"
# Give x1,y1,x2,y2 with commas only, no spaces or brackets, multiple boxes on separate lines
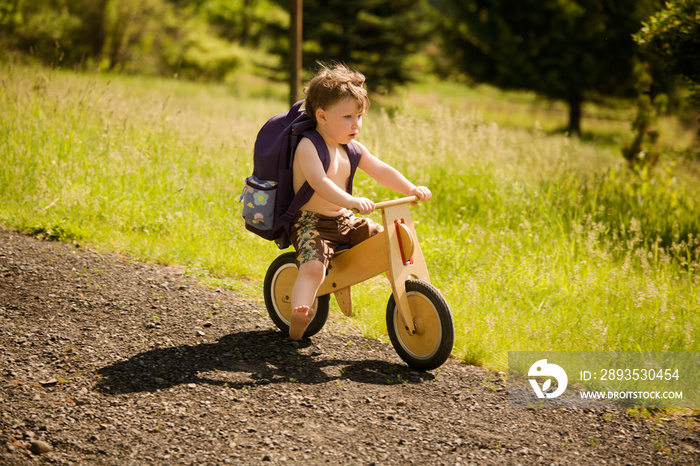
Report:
373,196,420,210
351,196,422,214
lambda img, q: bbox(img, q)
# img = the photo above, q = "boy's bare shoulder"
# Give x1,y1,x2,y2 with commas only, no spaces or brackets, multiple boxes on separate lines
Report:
293,138,323,177
295,138,323,174
296,136,317,154
352,140,369,156
295,137,320,161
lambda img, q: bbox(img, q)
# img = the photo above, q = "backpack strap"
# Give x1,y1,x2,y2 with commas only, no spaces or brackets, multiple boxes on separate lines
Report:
282,130,329,224
298,130,362,192
280,131,362,233
344,140,362,195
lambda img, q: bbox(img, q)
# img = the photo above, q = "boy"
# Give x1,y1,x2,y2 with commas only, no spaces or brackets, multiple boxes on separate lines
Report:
289,63,431,340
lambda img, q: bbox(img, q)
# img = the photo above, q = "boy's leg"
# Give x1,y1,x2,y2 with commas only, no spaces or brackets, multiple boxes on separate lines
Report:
289,211,340,340
289,259,326,340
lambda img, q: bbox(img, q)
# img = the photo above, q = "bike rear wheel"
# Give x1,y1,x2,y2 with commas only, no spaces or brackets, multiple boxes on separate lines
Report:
386,279,454,370
263,252,329,338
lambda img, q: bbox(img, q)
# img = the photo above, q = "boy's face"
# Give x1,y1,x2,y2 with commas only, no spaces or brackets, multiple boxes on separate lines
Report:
316,98,364,145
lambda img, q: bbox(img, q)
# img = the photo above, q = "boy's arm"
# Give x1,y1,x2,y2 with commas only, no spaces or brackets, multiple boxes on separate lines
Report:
356,142,432,202
295,138,374,213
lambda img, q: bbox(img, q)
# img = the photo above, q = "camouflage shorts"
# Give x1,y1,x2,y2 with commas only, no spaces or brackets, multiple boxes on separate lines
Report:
290,210,383,268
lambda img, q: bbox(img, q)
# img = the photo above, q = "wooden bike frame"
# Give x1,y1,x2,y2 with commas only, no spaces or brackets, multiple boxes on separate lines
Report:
316,196,430,334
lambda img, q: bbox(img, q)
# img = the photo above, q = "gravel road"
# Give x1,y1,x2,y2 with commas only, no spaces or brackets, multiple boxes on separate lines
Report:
1,229,698,464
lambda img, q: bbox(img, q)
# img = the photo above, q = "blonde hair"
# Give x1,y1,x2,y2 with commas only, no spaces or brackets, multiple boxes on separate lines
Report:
304,63,370,122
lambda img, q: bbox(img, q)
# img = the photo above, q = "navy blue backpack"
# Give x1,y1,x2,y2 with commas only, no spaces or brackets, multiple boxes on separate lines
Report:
241,100,361,249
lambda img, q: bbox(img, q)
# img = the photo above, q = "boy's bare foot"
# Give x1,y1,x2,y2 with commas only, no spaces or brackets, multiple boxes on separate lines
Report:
289,305,315,340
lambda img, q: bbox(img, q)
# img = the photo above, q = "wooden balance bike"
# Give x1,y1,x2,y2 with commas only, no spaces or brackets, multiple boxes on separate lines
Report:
263,196,454,370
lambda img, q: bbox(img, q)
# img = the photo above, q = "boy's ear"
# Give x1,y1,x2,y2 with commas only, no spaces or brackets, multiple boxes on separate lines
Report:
315,108,326,125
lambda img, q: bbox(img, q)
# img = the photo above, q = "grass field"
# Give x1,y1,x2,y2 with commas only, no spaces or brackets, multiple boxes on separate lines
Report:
1,63,698,370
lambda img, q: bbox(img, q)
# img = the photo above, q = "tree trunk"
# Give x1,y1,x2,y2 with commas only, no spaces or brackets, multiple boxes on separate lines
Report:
107,2,131,71
289,0,303,105
241,0,253,46
567,93,583,137
81,0,109,57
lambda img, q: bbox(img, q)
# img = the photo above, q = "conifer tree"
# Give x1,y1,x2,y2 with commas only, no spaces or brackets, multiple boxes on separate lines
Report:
439,0,663,135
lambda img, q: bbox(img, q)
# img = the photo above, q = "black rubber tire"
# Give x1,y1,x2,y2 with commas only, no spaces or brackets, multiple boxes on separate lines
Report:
386,279,454,370
263,252,329,338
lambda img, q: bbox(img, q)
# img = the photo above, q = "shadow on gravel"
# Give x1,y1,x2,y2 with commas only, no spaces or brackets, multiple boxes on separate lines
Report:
95,330,433,394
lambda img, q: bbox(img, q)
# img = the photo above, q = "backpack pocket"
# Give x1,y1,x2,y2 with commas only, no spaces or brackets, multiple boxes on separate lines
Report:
240,176,277,231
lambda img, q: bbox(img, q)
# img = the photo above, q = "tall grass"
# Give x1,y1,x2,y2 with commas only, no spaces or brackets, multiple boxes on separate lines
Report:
355,107,699,368
1,64,698,370
0,64,287,291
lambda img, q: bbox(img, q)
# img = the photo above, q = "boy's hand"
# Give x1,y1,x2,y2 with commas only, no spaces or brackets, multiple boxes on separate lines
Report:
351,197,375,215
409,186,432,203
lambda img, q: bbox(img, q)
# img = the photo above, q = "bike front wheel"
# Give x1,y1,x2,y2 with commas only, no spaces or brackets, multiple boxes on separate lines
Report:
386,279,454,370
263,252,330,338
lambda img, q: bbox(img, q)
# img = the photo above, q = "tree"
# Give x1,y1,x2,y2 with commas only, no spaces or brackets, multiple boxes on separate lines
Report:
634,0,700,152
0,0,109,64
186,0,284,47
275,0,433,92
621,62,666,168
634,0,700,98
439,0,663,136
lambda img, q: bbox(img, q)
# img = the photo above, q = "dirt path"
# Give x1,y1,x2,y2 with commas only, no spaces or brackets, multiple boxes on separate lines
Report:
1,229,698,465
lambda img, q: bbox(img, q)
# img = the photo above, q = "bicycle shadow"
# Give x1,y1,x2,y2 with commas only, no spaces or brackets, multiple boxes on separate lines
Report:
94,330,433,394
